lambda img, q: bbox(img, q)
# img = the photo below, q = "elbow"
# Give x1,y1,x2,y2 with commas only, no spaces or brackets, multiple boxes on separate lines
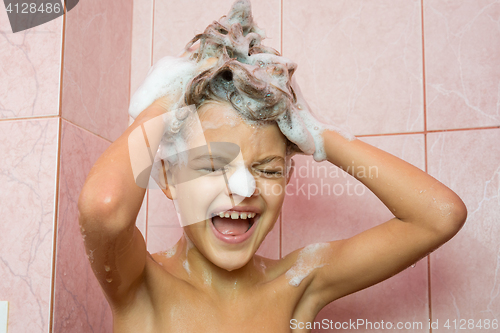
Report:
433,196,467,239
77,187,127,235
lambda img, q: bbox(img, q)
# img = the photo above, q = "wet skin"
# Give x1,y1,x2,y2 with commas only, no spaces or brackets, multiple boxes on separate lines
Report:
112,102,321,332
79,99,466,333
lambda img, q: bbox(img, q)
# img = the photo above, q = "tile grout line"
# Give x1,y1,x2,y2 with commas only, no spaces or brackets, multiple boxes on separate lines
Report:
0,115,59,122
355,125,500,138
0,117,119,144
62,118,113,143
279,0,284,260
280,0,283,56
3,115,496,135
146,0,155,250
48,2,67,331
145,190,149,246
48,117,63,333
128,0,134,127
151,0,155,67
420,0,433,331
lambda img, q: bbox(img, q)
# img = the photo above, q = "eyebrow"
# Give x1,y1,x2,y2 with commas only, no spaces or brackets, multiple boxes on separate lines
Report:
191,154,230,162
192,154,285,165
256,156,285,165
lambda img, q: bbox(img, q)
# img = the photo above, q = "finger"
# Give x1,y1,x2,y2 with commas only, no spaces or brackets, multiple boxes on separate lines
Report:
277,108,315,155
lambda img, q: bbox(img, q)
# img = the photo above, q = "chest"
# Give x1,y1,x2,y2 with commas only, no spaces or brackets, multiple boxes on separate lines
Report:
153,284,296,333
114,261,319,333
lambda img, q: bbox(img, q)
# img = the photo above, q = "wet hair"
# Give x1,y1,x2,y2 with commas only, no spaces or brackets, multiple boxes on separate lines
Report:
184,0,298,125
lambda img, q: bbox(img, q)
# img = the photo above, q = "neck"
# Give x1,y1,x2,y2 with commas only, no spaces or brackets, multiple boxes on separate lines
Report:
175,233,263,297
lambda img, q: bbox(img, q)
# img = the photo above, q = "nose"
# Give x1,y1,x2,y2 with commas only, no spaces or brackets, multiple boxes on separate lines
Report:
227,165,256,198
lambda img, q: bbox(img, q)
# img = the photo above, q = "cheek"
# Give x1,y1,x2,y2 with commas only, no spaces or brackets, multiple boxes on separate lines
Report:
174,176,228,225
176,175,227,198
257,178,287,211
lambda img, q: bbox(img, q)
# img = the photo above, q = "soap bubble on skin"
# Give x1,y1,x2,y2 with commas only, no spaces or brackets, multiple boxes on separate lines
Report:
286,242,330,287
202,269,212,286
183,260,191,277
260,258,266,273
161,243,178,258
227,163,256,198
87,249,95,264
182,231,194,276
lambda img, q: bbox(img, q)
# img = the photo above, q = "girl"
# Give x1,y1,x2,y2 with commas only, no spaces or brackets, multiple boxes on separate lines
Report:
78,1,467,332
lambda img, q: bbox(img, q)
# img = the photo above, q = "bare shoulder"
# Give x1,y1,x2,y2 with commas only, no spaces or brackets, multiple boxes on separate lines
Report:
256,242,335,288
145,250,186,289
112,251,185,322
263,242,338,321
280,242,334,284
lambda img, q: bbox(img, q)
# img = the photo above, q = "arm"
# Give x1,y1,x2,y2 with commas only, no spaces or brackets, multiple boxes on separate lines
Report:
302,129,467,305
78,99,169,306
78,51,216,307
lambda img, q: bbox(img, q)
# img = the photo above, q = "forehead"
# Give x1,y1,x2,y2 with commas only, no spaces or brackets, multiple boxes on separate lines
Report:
197,101,287,159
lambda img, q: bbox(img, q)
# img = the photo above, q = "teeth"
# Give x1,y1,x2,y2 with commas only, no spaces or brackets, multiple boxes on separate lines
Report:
215,211,257,219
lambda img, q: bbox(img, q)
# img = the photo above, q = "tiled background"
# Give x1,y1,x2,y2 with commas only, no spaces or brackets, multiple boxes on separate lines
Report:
0,0,498,332
0,0,132,332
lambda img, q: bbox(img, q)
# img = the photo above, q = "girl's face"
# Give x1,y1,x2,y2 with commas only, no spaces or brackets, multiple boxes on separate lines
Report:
168,101,289,271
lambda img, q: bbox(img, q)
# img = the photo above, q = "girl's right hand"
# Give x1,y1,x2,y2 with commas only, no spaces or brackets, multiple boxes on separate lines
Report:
129,54,218,119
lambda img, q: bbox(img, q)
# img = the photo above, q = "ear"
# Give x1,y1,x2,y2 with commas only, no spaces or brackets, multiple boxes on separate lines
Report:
286,158,295,185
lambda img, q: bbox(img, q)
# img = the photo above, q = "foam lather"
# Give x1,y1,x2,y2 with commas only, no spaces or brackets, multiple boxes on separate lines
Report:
129,0,354,162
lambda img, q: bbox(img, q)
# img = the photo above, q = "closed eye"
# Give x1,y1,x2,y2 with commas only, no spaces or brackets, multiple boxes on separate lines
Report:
254,169,284,178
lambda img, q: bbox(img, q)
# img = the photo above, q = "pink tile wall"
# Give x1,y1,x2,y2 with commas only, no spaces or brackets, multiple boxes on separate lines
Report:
0,119,59,333
428,129,500,332
61,0,132,142
52,121,112,333
127,0,500,331
1,0,133,332
152,0,281,64
0,7,63,119
424,0,500,130
52,0,133,331
130,0,154,96
283,0,424,136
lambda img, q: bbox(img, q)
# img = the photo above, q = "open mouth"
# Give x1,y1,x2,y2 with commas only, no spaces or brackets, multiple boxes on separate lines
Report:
211,211,257,236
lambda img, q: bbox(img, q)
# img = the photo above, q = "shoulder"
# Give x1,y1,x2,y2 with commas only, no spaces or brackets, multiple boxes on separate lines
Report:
261,242,336,288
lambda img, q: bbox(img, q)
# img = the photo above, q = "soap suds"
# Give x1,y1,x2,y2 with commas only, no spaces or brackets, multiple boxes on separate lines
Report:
182,232,194,276
202,269,212,286
183,260,191,276
87,249,95,264
128,0,353,164
184,232,194,251
161,243,178,258
227,163,256,197
260,258,266,272
285,242,330,287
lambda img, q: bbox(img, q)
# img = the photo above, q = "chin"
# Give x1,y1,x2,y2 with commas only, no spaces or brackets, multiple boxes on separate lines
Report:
208,247,254,271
